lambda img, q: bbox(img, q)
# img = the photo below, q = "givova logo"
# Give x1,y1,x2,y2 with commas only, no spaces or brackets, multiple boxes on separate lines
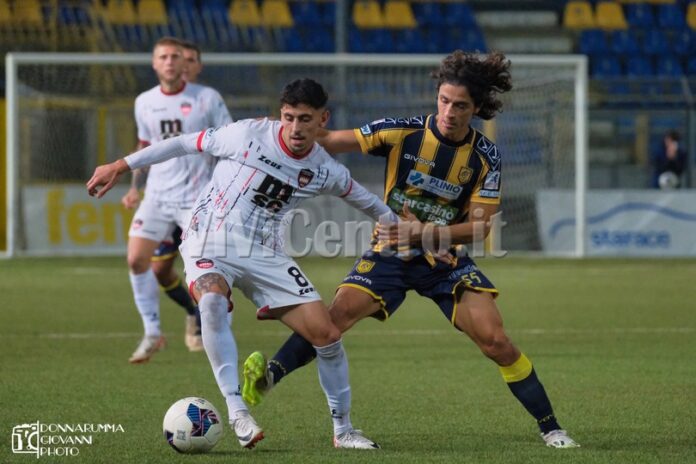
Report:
11,421,125,458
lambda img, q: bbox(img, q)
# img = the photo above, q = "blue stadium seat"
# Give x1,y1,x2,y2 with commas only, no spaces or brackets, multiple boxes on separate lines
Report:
291,1,322,26
303,26,334,52
393,28,427,53
624,3,654,28
655,55,684,76
642,29,669,55
687,56,696,75
610,30,640,55
321,0,335,26
672,28,696,56
591,55,622,77
449,27,487,52
274,27,303,52
626,56,654,76
443,2,477,27
423,27,447,53
579,29,608,55
656,3,686,28
412,1,445,27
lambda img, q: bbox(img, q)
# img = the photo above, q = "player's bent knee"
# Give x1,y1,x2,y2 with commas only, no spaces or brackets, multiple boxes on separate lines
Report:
192,273,230,301
477,332,515,363
307,324,341,347
127,254,151,274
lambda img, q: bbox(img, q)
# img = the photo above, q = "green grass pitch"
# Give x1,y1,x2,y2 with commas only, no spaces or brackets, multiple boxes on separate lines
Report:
1,256,695,463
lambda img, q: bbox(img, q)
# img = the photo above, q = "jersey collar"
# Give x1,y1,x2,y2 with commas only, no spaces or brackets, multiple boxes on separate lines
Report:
278,126,313,159
429,115,475,147
160,81,186,96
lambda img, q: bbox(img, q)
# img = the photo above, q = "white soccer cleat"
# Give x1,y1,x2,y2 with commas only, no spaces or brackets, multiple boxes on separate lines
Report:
333,429,380,450
184,315,204,352
128,335,166,364
231,410,264,449
541,429,580,448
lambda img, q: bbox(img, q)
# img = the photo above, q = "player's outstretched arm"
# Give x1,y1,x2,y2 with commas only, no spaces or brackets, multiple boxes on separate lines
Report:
338,178,398,223
87,132,202,198
317,128,361,155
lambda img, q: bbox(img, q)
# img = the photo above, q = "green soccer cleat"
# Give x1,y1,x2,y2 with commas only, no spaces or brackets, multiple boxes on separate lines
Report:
243,351,269,406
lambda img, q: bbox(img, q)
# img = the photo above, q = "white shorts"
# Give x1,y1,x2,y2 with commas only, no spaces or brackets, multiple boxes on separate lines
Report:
181,228,321,311
129,198,193,243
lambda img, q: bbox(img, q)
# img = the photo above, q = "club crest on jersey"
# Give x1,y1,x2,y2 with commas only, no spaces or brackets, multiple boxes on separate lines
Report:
356,259,375,274
298,169,314,188
132,219,143,230
458,167,473,184
180,102,192,116
195,258,214,269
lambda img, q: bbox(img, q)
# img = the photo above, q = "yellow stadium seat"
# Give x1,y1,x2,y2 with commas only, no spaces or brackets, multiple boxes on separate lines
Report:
688,3,696,29
563,0,595,29
137,0,168,25
230,0,262,27
383,0,417,28
0,0,12,24
353,0,385,29
104,0,137,25
261,0,294,27
13,0,43,23
595,1,628,29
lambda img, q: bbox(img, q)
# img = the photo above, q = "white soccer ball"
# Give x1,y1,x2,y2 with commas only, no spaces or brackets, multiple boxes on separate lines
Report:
163,397,223,453
658,171,680,190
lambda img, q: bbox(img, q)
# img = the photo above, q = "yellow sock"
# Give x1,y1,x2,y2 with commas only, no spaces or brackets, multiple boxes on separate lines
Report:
499,353,533,383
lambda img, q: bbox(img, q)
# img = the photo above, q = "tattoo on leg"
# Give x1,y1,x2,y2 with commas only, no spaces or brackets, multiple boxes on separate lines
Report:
194,273,226,295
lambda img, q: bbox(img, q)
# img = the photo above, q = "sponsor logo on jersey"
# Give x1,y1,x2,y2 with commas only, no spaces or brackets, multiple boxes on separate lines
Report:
406,170,462,200
345,275,373,285
298,169,314,188
180,102,192,116
387,188,458,225
356,259,375,274
360,124,372,136
195,258,214,269
478,190,500,198
258,155,281,170
404,153,435,168
458,167,473,184
483,171,500,190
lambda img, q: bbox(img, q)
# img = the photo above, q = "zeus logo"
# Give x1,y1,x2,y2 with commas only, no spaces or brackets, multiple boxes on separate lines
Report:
258,155,281,170
252,175,294,212
160,119,182,139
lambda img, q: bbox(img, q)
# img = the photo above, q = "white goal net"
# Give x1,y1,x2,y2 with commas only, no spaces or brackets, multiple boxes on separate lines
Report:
3,53,587,257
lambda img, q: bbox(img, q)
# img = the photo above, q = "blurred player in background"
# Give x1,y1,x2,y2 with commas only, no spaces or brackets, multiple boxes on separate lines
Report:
120,37,232,363
243,50,579,449
88,78,391,450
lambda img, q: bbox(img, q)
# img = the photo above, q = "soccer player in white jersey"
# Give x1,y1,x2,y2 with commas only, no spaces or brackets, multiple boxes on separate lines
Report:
120,37,232,363
88,79,389,450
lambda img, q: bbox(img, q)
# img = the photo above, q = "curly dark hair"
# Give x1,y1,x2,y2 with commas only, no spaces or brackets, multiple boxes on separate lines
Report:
280,78,328,110
431,50,512,120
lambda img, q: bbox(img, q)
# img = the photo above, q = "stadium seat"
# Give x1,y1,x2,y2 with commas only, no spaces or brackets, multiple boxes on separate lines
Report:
412,1,444,27
0,0,10,24
393,28,427,53
230,0,262,26
624,3,655,28
595,1,628,29
303,25,334,52
656,3,685,28
579,29,608,55
321,0,335,26
655,54,684,76
626,56,654,76
261,0,294,27
383,0,417,28
642,28,669,54
610,30,641,55
291,1,322,26
443,2,478,27
672,28,696,55
591,55,622,77
103,0,137,25
563,1,595,29
14,0,43,24
687,56,696,75
353,0,385,28
688,3,696,30
137,0,167,25
449,27,487,52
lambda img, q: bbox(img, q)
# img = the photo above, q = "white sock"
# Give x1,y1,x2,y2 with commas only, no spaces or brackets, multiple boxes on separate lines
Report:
129,269,160,337
198,293,246,419
315,339,352,436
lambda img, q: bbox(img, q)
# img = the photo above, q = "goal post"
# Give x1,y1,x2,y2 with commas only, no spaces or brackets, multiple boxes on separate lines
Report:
3,52,587,258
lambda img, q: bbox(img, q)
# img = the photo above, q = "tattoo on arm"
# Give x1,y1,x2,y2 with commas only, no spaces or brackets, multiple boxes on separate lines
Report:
131,167,149,190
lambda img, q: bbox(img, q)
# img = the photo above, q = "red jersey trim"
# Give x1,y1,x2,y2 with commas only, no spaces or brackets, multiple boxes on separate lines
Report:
160,81,186,96
278,127,312,159
339,179,353,198
196,130,207,152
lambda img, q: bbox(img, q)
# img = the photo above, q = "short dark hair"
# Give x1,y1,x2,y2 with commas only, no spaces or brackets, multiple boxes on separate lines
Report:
153,36,184,51
280,78,328,109
666,130,680,142
431,50,513,120
180,40,202,63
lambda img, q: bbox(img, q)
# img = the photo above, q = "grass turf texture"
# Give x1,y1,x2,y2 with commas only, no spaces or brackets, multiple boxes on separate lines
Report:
1,257,695,463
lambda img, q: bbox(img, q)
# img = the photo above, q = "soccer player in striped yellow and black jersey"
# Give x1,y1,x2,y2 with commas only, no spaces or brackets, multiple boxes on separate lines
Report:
242,51,579,449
